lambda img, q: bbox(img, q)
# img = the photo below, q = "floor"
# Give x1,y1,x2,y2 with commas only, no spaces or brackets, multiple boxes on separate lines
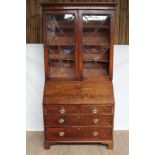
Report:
26,131,128,155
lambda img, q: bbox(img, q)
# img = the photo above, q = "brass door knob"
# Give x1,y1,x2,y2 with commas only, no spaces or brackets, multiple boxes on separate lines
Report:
59,107,66,114
59,118,65,124
92,131,99,137
59,131,65,137
92,108,98,114
93,118,99,124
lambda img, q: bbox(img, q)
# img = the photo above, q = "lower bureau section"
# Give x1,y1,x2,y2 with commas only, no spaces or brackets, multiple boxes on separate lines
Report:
45,127,112,141
43,81,115,150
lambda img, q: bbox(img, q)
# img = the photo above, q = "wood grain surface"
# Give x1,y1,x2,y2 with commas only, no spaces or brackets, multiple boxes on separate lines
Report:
43,81,115,104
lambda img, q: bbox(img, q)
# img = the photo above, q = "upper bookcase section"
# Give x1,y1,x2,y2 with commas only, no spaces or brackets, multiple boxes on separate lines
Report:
42,2,117,81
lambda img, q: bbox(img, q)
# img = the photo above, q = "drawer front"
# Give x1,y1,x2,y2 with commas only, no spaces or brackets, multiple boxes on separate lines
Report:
45,127,112,141
44,115,78,126
44,105,113,115
44,105,78,115
44,115,113,127
79,105,113,114
79,115,113,126
45,127,77,141
79,127,112,140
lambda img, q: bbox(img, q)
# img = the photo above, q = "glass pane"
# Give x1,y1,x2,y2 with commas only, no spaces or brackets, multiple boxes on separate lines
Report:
46,13,75,78
82,14,110,78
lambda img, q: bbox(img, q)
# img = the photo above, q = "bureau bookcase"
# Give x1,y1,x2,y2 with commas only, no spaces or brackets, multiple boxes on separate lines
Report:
42,2,116,150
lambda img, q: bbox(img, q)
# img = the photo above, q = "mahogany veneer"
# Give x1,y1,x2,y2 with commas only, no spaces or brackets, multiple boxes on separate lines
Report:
43,81,115,149
42,2,116,150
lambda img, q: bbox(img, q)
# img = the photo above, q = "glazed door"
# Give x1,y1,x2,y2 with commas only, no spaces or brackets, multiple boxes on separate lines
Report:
44,11,78,80
79,10,113,80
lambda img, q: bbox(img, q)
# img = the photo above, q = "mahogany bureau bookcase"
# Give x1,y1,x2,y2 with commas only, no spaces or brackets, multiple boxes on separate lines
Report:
41,2,116,150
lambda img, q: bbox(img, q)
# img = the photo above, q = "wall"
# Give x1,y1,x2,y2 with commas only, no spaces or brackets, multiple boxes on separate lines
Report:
26,0,129,44
26,44,44,131
113,45,129,130
26,44,129,131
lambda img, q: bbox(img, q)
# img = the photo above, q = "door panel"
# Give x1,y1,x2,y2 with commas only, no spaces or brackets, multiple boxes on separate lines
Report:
79,11,112,80
44,11,78,79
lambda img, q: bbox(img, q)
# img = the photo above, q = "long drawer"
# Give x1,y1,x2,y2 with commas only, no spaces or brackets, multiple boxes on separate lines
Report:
44,114,113,127
45,127,112,141
44,104,113,115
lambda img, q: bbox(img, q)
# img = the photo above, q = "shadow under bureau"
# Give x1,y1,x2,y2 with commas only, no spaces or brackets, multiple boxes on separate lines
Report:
41,2,116,150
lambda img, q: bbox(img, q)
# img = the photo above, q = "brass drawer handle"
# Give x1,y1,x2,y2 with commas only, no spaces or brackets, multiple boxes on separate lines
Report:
59,118,65,124
92,131,99,137
93,118,99,124
59,131,65,137
92,108,98,114
59,107,66,114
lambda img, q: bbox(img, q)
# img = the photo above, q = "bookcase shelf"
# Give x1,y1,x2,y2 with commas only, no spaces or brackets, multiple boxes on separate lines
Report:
48,62,75,78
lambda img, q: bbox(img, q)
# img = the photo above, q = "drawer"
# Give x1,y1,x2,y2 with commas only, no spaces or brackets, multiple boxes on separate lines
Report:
79,127,112,140
79,115,113,126
44,115,113,127
44,115,78,126
45,127,77,141
44,105,78,115
45,127,112,141
79,105,113,114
